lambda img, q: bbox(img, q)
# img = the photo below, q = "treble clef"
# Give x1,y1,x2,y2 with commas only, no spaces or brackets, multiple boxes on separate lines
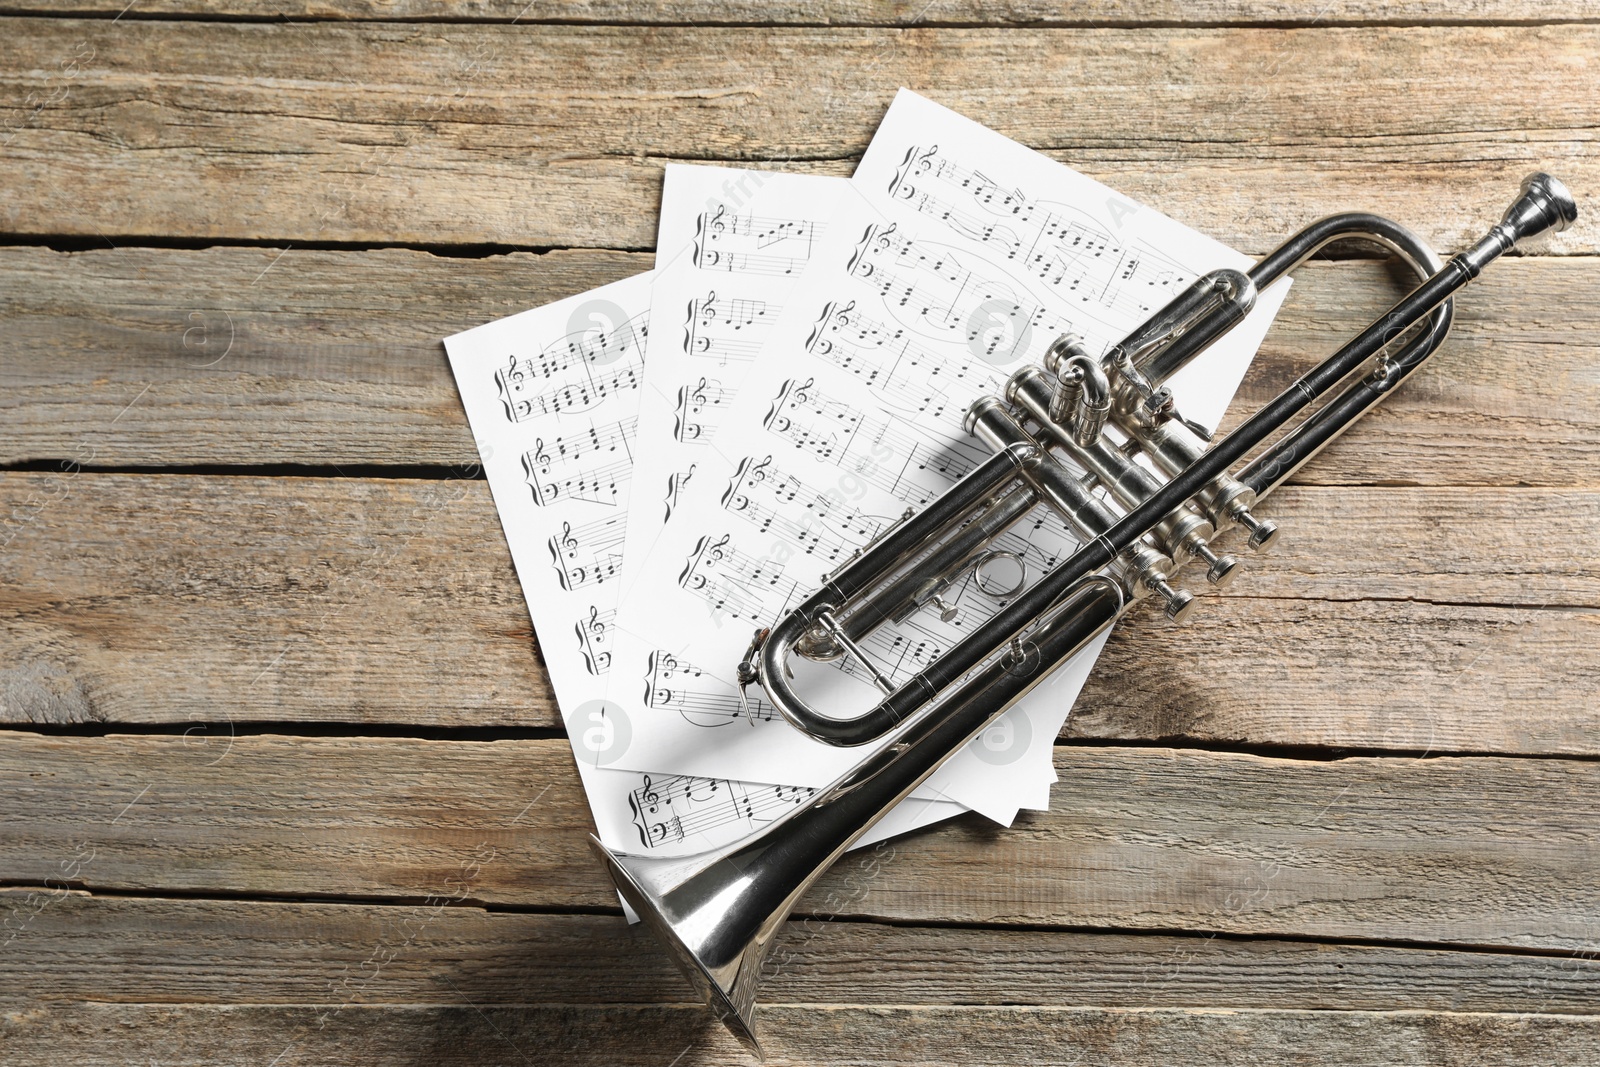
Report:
720,455,771,512
639,774,662,814
548,521,581,590
672,385,701,443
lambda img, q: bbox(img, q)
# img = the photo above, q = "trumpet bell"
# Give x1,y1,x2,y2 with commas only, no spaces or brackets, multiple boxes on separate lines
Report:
590,837,770,1054
590,575,1128,1053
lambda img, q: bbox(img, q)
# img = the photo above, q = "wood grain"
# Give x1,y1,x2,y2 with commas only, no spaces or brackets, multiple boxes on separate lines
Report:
8,893,1597,1014
8,0,1599,25
2,7,1595,1065
3,1002,1598,1067
3,473,1596,752
4,734,1598,950
2,21,1596,251
2,247,1595,487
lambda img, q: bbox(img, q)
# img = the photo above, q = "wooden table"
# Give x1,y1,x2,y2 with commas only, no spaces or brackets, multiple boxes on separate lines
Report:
3,3,1598,1064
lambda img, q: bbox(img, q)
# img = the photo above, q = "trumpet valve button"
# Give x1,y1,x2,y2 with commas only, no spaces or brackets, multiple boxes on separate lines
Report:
930,594,961,624
1151,578,1196,623
1233,507,1280,552
1194,545,1241,588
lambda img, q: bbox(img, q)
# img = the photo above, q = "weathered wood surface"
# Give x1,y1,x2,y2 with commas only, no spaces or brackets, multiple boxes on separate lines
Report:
3,247,1596,486
8,894,1598,1014
3,895,1600,1062
3,1002,1598,1066
4,472,1596,751
9,0,1600,25
4,734,1598,950
3,21,1597,252
4,6,1597,1064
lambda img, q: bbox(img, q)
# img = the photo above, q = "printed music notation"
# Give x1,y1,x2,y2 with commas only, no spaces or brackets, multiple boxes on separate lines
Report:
760,377,991,508
683,291,782,367
627,771,816,848
521,416,636,507
720,455,899,567
548,515,626,592
494,314,646,423
447,270,677,853
886,144,1197,328
575,605,613,676
805,299,993,418
643,649,778,728
672,376,734,444
660,464,696,524
844,223,1087,358
676,532,810,623
693,205,826,278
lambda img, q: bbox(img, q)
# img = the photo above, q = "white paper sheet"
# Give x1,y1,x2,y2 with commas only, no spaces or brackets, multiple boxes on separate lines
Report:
615,163,1052,826
606,89,1290,791
609,163,1051,824
444,270,968,859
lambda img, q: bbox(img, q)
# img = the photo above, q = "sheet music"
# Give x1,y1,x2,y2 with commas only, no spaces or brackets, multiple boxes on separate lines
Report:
445,270,966,860
606,89,1292,790
618,165,845,603
612,164,1054,823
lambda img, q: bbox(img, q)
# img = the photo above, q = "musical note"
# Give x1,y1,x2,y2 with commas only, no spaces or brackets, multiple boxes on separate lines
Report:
643,649,778,728
548,515,626,591
672,376,734,443
719,455,899,565
522,416,636,507
885,145,1198,327
759,378,990,507
626,771,815,848
676,532,808,623
682,291,784,367
693,206,826,278
495,312,647,423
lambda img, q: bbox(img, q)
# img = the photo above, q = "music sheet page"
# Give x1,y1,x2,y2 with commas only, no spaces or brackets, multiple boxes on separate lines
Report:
606,89,1291,791
615,163,1042,824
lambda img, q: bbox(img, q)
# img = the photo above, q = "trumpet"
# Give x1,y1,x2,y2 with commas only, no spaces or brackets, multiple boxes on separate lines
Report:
592,174,1577,1054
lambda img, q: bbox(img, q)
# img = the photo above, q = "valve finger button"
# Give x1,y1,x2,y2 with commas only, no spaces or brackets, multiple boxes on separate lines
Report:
1194,544,1241,588
1151,578,1196,623
1232,507,1280,552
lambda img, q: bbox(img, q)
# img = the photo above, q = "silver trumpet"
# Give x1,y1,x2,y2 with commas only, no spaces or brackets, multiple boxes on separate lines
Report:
592,174,1577,1054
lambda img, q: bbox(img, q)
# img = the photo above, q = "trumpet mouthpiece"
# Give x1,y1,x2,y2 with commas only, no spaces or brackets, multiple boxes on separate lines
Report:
1502,172,1578,242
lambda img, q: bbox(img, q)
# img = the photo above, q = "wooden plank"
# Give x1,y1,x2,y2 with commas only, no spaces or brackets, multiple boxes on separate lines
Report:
2,21,1597,251
3,473,1596,751
3,734,1598,950
8,893,1598,1014
0,472,561,726
1079,596,1600,753
0,247,649,470
7,0,1598,26
2,1002,1596,1066
2,247,1595,487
